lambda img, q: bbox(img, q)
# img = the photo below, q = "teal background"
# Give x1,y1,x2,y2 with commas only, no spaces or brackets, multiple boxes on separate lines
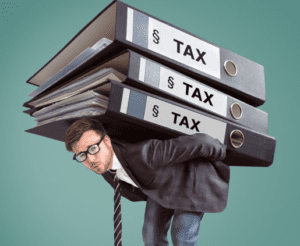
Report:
0,0,299,245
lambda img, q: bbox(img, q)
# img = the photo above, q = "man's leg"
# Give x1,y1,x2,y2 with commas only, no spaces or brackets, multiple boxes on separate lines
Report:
142,197,175,246
171,210,204,246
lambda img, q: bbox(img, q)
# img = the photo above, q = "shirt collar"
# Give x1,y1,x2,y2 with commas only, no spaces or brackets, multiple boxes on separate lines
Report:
111,153,122,170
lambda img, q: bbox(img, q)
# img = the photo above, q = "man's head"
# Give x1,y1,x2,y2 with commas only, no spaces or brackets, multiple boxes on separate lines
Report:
65,118,113,174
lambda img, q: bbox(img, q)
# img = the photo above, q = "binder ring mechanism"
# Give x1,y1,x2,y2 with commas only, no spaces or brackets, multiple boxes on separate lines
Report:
229,130,244,148
224,60,237,77
230,103,243,120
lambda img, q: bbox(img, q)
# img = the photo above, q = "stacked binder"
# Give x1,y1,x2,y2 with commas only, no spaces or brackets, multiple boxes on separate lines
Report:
23,0,276,167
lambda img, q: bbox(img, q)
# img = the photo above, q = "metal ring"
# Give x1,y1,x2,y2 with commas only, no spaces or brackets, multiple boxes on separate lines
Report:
229,130,244,148
224,60,237,77
230,103,243,120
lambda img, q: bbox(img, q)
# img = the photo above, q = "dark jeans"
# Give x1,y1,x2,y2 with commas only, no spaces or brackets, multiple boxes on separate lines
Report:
142,197,204,246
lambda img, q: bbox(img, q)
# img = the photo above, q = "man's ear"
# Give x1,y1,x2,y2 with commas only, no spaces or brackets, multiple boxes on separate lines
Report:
104,135,112,148
71,142,78,154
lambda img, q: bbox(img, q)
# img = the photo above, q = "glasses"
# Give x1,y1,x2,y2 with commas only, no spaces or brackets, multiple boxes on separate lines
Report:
73,135,105,163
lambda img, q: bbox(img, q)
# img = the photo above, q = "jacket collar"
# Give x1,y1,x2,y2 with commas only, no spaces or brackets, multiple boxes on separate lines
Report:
111,138,128,169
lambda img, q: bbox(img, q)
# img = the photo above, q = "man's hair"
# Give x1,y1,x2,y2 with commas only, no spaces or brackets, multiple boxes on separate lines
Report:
65,117,107,152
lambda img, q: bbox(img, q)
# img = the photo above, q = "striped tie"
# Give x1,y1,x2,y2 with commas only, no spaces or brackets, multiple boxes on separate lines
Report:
114,172,122,246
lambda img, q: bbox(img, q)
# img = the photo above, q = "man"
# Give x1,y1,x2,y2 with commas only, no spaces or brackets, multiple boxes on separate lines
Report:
65,117,230,245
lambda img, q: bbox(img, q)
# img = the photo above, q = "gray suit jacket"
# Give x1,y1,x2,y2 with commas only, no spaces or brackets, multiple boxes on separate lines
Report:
102,133,230,213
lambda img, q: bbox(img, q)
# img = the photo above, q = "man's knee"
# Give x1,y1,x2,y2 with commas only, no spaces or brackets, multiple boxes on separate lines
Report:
142,221,154,243
171,211,204,245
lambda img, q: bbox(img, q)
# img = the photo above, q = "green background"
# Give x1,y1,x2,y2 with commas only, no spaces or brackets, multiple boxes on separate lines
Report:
0,0,299,245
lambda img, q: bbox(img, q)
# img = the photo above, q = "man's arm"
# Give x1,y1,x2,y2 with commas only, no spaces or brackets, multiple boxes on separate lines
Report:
139,133,227,170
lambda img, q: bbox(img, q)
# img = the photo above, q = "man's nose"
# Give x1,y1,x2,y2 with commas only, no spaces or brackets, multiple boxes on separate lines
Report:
86,153,96,163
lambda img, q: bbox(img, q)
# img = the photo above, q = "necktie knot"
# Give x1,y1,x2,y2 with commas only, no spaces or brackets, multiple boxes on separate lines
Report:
109,169,117,174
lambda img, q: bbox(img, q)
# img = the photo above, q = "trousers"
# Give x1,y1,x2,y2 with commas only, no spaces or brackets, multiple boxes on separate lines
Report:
142,197,204,246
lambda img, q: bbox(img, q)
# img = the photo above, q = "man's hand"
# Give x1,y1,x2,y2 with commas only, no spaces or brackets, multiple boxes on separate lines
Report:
140,133,227,170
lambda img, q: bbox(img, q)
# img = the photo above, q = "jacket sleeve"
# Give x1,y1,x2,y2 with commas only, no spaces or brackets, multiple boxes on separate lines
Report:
139,133,227,170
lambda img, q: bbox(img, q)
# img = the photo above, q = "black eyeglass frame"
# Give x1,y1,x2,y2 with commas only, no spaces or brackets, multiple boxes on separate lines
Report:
73,135,105,163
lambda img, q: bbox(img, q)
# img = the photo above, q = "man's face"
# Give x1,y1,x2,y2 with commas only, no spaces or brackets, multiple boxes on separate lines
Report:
72,130,114,175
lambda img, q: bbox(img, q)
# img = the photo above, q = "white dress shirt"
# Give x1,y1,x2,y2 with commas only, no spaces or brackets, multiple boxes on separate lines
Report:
111,153,139,188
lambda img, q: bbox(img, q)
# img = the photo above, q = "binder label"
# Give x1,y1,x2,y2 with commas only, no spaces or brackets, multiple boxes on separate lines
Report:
148,18,220,79
139,58,227,117
159,67,227,117
143,96,226,143
126,8,221,79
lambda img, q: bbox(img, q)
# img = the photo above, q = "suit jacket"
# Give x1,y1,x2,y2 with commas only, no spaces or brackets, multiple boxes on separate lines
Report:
102,133,230,213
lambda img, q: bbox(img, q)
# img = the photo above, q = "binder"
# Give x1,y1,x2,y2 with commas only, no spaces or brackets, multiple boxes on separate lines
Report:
26,68,125,108
28,38,113,98
25,50,268,134
26,0,265,107
34,97,107,125
26,81,276,167
32,90,108,118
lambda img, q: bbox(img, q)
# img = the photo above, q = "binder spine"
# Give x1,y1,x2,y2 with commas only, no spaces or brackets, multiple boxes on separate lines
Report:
128,51,268,134
108,82,275,167
119,2,265,106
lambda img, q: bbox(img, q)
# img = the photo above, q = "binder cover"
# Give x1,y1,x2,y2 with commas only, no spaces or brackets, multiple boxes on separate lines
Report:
26,81,276,167
26,0,265,107
28,38,113,98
